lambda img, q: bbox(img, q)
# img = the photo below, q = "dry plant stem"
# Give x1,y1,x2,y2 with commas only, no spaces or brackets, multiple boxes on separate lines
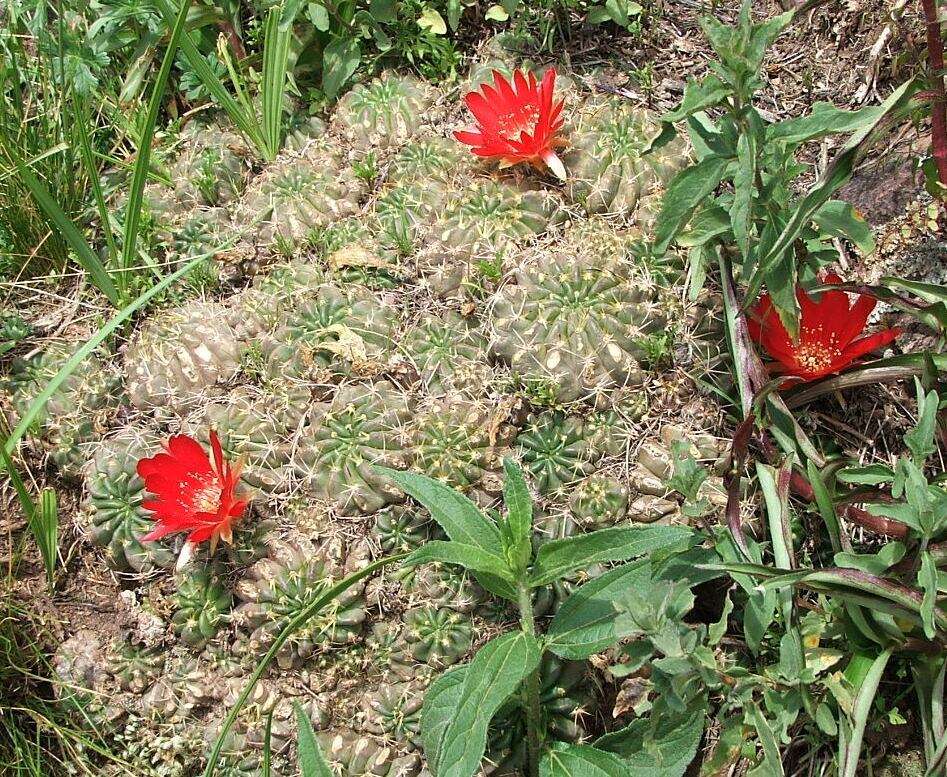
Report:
785,365,926,409
921,0,947,195
517,583,542,777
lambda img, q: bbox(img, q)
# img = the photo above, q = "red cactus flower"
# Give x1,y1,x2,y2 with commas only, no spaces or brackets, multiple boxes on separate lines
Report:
137,431,247,565
747,274,901,383
454,68,567,179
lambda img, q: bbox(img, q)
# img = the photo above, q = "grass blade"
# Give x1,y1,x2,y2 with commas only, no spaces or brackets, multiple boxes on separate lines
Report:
121,0,193,295
72,97,118,269
8,154,119,306
261,6,292,158
5,254,207,457
153,0,267,157
203,554,406,777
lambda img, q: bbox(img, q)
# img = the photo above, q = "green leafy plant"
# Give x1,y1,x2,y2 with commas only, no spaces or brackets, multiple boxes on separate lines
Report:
649,0,916,332
378,460,701,776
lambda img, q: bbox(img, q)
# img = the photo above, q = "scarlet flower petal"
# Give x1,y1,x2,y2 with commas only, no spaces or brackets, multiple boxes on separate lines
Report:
134,430,249,553
837,328,902,365
455,67,566,174
749,274,900,385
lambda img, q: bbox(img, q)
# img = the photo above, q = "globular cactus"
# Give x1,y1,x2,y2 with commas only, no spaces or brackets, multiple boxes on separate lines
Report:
410,396,517,502
161,208,230,283
186,385,310,494
282,112,328,153
489,252,663,403
409,563,485,614
434,180,565,261
84,429,175,573
568,474,630,528
315,217,406,288
140,656,216,721
234,540,367,669
393,606,472,670
124,301,244,413
7,342,122,479
373,179,446,254
562,96,686,219
263,284,398,382
53,630,126,731
171,565,233,649
373,507,434,554
517,413,602,495
170,119,249,208
387,137,472,184
361,681,424,748
295,382,414,515
226,260,327,340
109,717,205,777
110,639,166,693
405,312,490,394
316,730,422,776
332,72,434,152
237,150,364,245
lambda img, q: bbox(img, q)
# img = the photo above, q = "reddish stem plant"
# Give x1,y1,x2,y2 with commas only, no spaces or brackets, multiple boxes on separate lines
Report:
921,0,947,196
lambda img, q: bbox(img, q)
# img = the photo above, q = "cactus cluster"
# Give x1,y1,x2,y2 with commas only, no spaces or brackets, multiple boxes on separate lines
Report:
44,48,701,777
85,429,175,572
490,252,663,402
125,302,245,412
234,540,367,668
237,149,364,245
7,342,122,478
332,73,434,152
562,95,686,219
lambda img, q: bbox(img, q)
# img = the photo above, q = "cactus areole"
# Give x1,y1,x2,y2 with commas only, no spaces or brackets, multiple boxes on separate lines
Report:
137,431,248,567
455,68,567,179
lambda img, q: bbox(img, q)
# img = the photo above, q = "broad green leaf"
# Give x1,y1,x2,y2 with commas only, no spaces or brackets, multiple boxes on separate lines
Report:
377,468,503,554
905,377,938,464
766,102,885,146
807,460,844,553
836,464,895,485
540,743,627,777
747,703,784,777
529,525,694,587
404,541,514,582
745,11,794,71
813,200,874,254
422,631,541,777
417,7,447,34
677,204,730,247
369,0,398,23
421,666,468,769
308,3,330,31
662,75,731,123
834,542,905,575
755,78,917,288
295,701,332,777
501,458,532,548
546,547,716,660
546,558,651,659
446,0,463,29
596,700,705,776
839,649,893,777
485,4,509,21
322,36,361,99
653,156,729,254
919,550,938,639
